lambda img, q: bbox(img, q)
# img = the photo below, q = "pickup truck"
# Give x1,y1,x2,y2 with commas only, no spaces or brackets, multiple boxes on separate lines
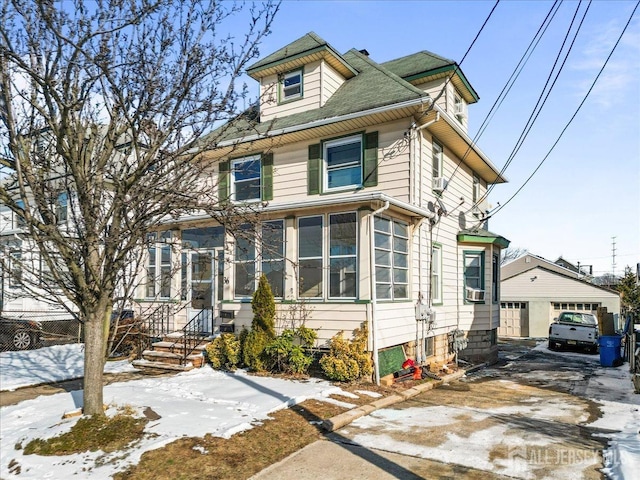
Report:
548,311,599,352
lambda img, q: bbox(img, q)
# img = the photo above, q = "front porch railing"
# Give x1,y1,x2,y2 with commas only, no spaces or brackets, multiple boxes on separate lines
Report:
181,308,214,365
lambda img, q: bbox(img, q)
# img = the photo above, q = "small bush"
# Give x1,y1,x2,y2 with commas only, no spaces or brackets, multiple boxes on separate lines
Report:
242,328,270,371
206,334,240,371
264,326,317,375
320,323,372,382
251,274,276,339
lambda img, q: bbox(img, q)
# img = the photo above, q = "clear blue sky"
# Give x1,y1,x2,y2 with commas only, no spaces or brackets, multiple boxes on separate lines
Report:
238,0,639,277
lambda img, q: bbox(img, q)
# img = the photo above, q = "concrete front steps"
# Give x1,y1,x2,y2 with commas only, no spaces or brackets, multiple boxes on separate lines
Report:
132,331,211,373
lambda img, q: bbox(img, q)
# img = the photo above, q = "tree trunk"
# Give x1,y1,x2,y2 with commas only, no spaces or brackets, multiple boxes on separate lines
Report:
83,311,107,416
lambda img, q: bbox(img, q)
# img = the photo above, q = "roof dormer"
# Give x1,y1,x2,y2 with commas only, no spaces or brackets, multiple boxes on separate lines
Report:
246,32,358,123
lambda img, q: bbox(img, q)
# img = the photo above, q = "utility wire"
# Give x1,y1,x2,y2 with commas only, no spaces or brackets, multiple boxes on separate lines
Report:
474,0,590,212
444,0,562,198
489,0,640,218
429,0,500,108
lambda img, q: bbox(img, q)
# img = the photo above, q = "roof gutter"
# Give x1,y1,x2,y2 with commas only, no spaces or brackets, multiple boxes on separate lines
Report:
429,102,506,183
168,191,436,226
214,97,432,150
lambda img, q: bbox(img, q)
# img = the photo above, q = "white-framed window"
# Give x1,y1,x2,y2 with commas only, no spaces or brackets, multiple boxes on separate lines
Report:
329,212,358,298
298,215,323,298
281,69,302,101
374,216,409,300
231,156,261,202
57,192,68,224
261,220,285,297
431,243,442,305
297,212,358,299
146,231,172,299
472,174,480,204
234,220,285,298
234,224,256,298
15,200,26,228
492,253,499,303
454,95,467,121
9,250,22,287
324,135,362,191
463,251,485,303
432,140,443,184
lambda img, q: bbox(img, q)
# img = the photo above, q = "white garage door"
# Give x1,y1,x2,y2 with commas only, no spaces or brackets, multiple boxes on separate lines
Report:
499,302,529,337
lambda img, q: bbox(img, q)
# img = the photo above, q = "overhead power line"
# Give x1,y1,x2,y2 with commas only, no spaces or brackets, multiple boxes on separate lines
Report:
489,0,640,219
444,0,562,197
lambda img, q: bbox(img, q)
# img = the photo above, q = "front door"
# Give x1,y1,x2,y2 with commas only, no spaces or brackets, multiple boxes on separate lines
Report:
185,249,224,334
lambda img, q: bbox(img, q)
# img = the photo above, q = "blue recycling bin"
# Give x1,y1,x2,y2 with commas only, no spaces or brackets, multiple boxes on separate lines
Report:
599,335,623,367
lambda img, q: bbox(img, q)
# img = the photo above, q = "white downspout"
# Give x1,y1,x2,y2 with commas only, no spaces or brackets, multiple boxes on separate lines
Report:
370,201,390,386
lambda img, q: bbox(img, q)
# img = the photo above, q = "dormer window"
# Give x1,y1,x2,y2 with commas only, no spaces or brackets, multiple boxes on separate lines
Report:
454,95,467,122
281,69,302,101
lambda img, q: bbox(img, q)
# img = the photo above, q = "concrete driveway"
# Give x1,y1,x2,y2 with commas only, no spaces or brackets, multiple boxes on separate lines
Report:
253,340,637,479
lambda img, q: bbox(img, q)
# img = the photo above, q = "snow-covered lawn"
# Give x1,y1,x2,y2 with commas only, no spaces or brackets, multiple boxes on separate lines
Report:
0,343,137,391
0,342,638,479
0,344,345,479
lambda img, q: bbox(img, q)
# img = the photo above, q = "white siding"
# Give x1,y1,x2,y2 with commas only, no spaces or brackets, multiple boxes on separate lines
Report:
322,62,345,106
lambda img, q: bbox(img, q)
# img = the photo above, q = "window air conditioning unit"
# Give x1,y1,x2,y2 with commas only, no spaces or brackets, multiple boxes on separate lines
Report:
465,286,485,302
433,176,448,193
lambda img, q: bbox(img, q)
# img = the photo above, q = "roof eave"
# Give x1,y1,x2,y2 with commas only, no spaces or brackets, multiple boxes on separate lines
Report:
247,44,357,80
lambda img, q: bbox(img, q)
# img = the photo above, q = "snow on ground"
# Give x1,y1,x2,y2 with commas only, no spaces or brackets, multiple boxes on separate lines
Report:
1,342,638,479
0,343,137,391
0,344,343,479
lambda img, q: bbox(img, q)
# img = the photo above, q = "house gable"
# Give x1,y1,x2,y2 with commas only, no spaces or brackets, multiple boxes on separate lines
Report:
247,32,358,122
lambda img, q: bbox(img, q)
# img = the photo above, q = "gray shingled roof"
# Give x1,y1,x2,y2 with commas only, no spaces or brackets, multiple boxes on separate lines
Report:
381,50,454,78
213,47,429,143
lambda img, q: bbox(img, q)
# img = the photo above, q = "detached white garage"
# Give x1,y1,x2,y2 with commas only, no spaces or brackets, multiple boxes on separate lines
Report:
500,262,620,338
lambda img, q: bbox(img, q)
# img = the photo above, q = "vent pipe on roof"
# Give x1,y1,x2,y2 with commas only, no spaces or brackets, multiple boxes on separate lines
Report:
358,49,370,56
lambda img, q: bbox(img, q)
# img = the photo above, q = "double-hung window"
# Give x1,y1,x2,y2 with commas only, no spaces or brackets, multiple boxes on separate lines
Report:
472,174,480,204
298,216,323,298
232,156,261,202
57,192,68,224
492,253,499,303
234,224,256,297
9,250,22,287
329,212,357,298
431,244,442,305
374,216,409,300
261,220,284,297
234,221,285,298
297,212,358,299
15,200,26,228
324,135,362,191
432,140,443,182
281,69,302,101
146,231,172,299
463,251,485,302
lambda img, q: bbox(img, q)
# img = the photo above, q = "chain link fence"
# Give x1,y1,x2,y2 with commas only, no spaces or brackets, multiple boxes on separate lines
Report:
0,310,83,352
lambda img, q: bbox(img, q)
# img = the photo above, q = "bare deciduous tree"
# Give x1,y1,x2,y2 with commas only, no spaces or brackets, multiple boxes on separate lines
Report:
500,247,528,265
0,0,279,416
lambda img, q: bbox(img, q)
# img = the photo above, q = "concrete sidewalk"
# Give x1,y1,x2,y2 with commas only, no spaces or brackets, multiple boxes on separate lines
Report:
251,369,475,480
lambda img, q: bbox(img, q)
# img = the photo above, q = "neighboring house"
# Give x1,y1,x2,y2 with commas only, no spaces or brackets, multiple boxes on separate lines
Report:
136,32,509,372
500,254,620,338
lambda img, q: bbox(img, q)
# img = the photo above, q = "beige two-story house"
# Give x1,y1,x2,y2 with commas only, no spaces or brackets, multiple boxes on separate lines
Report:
137,32,509,377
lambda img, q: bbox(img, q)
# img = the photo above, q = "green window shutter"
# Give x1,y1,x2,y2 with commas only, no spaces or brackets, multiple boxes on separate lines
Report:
218,160,230,204
363,131,378,187
261,153,273,201
308,143,321,195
